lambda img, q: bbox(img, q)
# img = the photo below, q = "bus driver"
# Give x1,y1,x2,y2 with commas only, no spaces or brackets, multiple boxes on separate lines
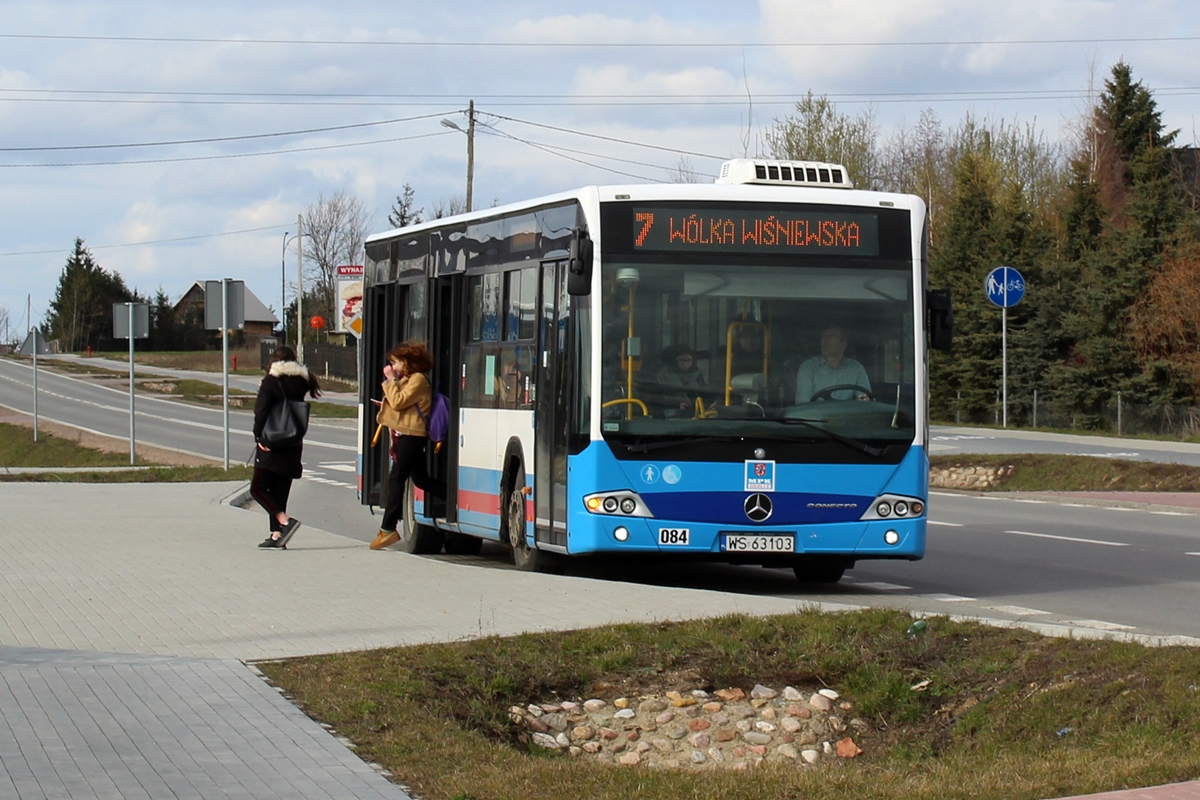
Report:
794,325,871,403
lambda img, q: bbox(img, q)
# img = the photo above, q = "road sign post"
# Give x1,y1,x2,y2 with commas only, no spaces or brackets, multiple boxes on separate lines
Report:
113,302,150,464
205,280,245,470
19,329,50,441
985,266,1026,428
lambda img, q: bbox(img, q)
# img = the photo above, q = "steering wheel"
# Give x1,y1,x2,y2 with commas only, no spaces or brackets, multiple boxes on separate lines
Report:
810,384,875,402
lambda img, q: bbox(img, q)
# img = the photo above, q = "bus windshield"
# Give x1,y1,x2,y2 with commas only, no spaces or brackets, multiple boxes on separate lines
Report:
599,257,916,459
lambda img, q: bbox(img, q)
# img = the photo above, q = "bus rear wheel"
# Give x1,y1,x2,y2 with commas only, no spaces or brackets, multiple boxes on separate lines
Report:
792,556,849,584
400,479,444,555
506,471,543,571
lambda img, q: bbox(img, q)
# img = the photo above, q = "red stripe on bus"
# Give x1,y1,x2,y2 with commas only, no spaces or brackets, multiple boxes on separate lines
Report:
414,488,535,521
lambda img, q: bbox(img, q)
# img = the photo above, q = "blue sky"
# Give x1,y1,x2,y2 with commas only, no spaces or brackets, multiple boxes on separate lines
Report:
1,1,1197,341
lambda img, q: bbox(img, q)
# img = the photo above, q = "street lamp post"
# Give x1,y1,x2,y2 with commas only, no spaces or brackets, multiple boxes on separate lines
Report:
440,99,475,212
281,228,309,349
280,230,289,344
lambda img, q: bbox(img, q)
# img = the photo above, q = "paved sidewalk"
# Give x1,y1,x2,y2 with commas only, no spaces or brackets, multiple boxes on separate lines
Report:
1,480,1198,799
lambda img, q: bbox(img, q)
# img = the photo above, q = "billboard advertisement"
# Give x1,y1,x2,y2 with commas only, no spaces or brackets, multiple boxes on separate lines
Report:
335,265,364,335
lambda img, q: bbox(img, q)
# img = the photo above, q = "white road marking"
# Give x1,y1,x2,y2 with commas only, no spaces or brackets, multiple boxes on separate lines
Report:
319,463,356,472
1013,499,1048,504
928,520,964,527
1062,619,1135,631
920,593,977,602
1104,506,1137,512
984,604,1051,616
1005,530,1129,547
1079,452,1141,459
852,582,912,592
1152,511,1193,516
1186,552,1200,557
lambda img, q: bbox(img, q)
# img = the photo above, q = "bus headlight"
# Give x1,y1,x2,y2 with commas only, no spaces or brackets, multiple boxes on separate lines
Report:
583,491,654,518
861,494,924,521
614,526,630,541
884,530,900,545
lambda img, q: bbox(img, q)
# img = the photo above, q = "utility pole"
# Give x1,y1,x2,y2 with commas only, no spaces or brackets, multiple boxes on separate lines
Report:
442,102,476,213
466,99,475,212
296,213,304,364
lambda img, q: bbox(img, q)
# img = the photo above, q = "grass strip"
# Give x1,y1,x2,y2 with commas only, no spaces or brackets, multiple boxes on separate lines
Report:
260,609,1200,800
929,452,1200,492
0,422,138,468
0,465,254,482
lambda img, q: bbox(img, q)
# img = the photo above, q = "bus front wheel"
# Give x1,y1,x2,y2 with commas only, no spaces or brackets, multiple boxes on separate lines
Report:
506,471,542,572
792,556,849,584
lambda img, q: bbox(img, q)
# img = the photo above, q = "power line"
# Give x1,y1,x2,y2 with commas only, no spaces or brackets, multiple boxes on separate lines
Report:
1,32,1196,47
0,224,290,258
486,113,727,160
480,126,717,176
0,130,453,168
0,111,453,152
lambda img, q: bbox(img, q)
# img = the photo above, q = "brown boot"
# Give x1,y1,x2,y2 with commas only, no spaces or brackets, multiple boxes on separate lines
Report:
370,529,400,550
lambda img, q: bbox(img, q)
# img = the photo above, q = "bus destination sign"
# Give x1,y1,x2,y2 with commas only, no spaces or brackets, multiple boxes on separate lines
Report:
632,207,879,256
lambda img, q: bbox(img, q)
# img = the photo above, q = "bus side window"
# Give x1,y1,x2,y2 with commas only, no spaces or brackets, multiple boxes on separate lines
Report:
464,273,502,409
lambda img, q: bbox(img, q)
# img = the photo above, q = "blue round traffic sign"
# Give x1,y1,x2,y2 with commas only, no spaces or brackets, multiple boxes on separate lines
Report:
985,266,1025,308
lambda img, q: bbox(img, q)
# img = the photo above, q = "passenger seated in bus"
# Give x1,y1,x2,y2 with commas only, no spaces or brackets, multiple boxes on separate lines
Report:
648,345,706,417
794,325,872,402
728,325,767,378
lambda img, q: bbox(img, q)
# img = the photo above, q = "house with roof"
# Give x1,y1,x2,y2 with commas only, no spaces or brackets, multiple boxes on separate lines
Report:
172,282,279,348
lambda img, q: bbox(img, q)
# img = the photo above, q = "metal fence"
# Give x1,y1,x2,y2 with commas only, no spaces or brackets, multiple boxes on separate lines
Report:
259,340,359,383
947,389,1200,440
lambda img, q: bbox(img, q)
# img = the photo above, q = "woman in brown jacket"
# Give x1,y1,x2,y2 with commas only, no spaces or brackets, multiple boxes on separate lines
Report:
371,341,446,549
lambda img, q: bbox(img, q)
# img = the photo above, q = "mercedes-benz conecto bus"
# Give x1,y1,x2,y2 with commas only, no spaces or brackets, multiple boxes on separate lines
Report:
358,158,953,583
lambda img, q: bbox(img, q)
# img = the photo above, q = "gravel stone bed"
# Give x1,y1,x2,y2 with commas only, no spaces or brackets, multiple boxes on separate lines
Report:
508,684,866,771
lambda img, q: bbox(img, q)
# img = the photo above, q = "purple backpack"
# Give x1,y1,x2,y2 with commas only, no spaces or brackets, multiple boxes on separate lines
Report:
415,389,450,452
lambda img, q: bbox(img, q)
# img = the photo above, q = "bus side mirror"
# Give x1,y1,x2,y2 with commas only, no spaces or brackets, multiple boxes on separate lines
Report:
567,229,593,296
927,288,953,351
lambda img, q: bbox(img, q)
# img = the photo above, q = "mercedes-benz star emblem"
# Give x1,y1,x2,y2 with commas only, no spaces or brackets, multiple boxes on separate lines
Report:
744,493,773,522
753,447,766,459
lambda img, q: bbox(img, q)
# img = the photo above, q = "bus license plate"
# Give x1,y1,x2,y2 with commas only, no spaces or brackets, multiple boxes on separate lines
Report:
658,528,690,546
721,534,795,553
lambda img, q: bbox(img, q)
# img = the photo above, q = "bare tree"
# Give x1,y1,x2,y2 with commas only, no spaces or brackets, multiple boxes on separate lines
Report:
666,156,705,184
764,92,882,189
302,190,371,325
0,304,9,346
429,196,467,220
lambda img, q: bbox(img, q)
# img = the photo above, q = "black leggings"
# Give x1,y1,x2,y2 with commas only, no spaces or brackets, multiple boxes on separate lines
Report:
250,468,293,532
381,435,446,532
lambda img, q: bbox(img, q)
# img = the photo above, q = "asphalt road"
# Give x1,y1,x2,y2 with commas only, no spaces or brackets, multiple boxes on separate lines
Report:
3,355,1198,643
931,424,1200,465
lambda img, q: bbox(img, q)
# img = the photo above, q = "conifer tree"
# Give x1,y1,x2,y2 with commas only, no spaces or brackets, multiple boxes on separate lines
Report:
46,239,135,352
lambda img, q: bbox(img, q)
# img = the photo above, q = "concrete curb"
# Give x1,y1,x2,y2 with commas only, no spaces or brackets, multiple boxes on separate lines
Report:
219,481,253,509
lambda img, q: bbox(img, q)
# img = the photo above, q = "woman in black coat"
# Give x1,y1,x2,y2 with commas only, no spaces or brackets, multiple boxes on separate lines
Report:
251,346,321,549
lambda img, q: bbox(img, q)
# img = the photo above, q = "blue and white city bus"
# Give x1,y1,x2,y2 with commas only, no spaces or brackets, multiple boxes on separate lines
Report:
358,159,952,582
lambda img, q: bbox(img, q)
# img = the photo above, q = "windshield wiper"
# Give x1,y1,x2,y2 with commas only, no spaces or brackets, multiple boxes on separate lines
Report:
625,435,743,454
773,418,884,457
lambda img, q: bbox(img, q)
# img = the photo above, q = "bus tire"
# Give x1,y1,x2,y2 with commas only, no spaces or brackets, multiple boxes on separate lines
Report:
506,470,543,572
400,479,444,555
792,556,849,584
443,532,483,556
